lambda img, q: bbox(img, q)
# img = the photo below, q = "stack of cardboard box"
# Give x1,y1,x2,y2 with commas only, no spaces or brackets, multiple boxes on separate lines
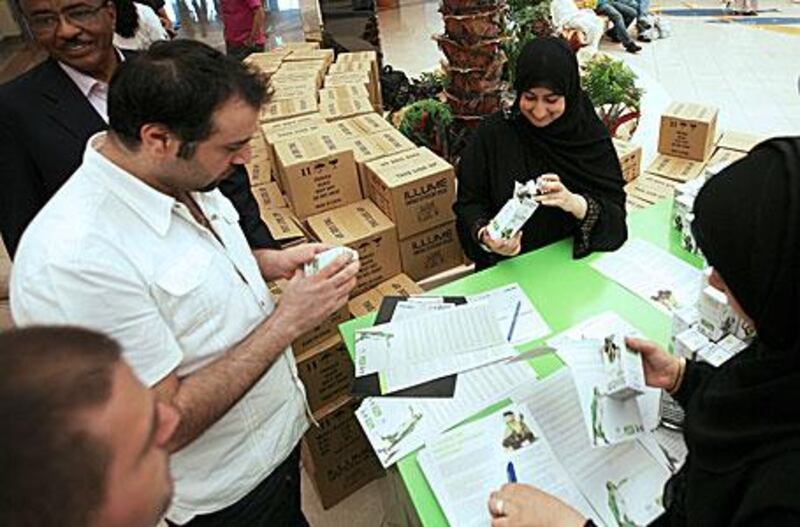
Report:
325,51,383,111
612,138,642,184
625,102,719,211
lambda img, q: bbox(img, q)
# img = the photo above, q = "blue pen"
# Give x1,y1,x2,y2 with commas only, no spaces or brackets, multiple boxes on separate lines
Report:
506,461,517,483
507,301,522,342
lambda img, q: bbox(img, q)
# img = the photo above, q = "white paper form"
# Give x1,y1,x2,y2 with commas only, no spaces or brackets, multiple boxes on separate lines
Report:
418,404,593,527
466,283,552,345
356,358,538,467
590,239,703,315
512,369,670,527
648,427,688,474
548,312,662,436
391,301,455,322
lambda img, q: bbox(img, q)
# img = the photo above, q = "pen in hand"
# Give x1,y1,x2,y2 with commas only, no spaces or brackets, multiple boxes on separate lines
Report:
506,461,517,483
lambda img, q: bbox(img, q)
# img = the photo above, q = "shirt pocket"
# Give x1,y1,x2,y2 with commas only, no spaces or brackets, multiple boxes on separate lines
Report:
151,245,216,342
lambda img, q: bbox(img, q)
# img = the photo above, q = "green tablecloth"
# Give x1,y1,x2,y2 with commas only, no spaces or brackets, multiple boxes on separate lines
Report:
338,199,702,526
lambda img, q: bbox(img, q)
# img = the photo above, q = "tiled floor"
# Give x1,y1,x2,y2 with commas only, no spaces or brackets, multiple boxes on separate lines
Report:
0,0,797,525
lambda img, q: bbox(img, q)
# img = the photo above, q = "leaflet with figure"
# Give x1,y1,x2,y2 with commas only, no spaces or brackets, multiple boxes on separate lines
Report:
590,239,703,314
511,369,671,527
548,311,662,445
354,303,515,393
356,358,537,467
418,403,593,527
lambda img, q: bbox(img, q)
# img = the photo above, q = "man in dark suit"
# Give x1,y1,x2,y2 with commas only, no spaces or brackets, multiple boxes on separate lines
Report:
0,0,275,258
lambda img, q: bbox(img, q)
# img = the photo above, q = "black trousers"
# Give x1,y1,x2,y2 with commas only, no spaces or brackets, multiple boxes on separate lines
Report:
171,447,309,527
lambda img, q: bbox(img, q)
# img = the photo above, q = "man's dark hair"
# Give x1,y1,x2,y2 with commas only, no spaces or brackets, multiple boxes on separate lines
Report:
112,0,140,38
108,39,269,158
0,327,122,527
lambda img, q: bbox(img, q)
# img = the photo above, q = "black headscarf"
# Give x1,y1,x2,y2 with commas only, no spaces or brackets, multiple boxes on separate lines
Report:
509,37,625,207
687,137,800,471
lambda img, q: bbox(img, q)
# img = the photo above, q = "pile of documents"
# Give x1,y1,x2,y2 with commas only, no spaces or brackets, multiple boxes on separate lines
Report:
354,283,551,467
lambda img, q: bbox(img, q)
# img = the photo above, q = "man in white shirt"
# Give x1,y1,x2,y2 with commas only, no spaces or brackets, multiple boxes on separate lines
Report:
0,326,180,527
11,40,359,526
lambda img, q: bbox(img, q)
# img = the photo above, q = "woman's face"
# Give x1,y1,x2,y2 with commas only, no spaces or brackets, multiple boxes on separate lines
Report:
709,268,755,329
519,87,566,128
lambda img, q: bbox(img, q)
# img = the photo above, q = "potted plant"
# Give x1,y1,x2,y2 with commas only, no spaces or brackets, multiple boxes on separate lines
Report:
398,99,455,158
581,55,644,138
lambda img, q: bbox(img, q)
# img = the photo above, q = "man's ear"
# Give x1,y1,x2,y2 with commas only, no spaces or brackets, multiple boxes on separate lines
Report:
138,123,176,158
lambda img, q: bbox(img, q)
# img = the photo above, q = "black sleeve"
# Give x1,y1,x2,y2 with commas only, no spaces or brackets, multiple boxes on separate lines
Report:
0,103,45,259
673,360,714,409
453,126,498,269
732,453,800,526
218,165,280,250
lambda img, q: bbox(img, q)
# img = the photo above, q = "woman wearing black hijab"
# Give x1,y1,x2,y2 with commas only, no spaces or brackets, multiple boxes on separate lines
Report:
453,37,627,271
486,137,800,527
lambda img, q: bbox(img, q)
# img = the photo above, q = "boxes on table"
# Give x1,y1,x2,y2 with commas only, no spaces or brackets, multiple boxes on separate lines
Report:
612,138,643,183
717,130,765,153
329,57,382,111
243,52,284,74
324,71,375,108
347,113,395,135
259,95,318,123
261,207,309,248
267,280,352,357
260,113,328,187
346,130,416,195
271,70,324,90
645,154,706,183
659,102,719,162
672,326,710,360
270,84,319,102
335,51,382,110
273,132,361,219
302,395,385,509
252,181,286,214
320,98,374,122
245,133,272,186
275,59,327,79
319,84,372,105
307,200,401,296
697,285,737,342
296,335,354,415
624,173,676,206
601,334,645,400
347,273,423,318
283,48,334,69
397,221,463,281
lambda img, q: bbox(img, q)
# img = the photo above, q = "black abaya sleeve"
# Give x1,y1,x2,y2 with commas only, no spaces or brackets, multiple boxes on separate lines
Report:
673,360,715,409
453,127,498,269
573,188,628,259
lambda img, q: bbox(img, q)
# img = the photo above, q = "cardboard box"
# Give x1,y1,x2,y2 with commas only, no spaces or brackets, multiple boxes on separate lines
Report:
296,334,354,414
259,96,318,123
320,98,374,122
704,148,746,178
347,113,394,135
625,174,677,205
659,102,719,162
324,71,375,108
612,138,643,183
268,280,352,356
307,200,401,296
347,130,416,195
260,207,308,246
717,130,765,153
645,154,705,183
270,84,319,102
335,51,382,109
243,56,282,76
261,113,328,185
319,84,372,105
273,132,362,219
245,134,272,186
328,61,380,107
398,221,463,281
252,181,286,212
272,70,323,89
277,59,327,74
275,41,320,53
302,395,384,509
347,273,423,318
365,147,456,239
284,48,334,68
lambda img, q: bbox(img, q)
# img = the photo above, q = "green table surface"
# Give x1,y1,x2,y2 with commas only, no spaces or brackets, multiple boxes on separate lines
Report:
338,199,702,526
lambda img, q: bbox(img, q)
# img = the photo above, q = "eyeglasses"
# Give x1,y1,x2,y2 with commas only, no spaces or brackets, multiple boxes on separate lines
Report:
26,2,110,35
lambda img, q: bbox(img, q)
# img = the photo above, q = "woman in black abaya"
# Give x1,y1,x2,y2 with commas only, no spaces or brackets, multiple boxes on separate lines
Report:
486,137,800,527
453,37,627,271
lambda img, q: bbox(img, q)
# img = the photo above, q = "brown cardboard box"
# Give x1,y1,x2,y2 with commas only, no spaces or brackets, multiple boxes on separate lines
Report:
365,147,456,239
347,113,394,135
704,148,746,176
259,96,318,123
335,51,382,109
612,138,643,182
270,84,319,101
271,70,323,89
296,334,354,414
268,280,352,357
347,130,416,195
307,200,401,296
318,84,372,105
276,60,327,75
717,130,764,153
323,71,376,108
625,174,677,204
275,41,320,53
327,119,364,143
320,98,374,122
348,273,423,318
328,61,380,109
284,48,334,68
252,181,286,213
243,52,284,73
398,221,463,281
625,193,652,212
658,102,719,162
260,113,328,186
245,134,272,186
273,132,362,219
260,207,308,246
302,395,384,509
645,154,706,183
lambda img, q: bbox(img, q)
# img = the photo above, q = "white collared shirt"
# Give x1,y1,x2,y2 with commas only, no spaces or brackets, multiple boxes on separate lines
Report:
10,133,309,524
58,50,125,121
